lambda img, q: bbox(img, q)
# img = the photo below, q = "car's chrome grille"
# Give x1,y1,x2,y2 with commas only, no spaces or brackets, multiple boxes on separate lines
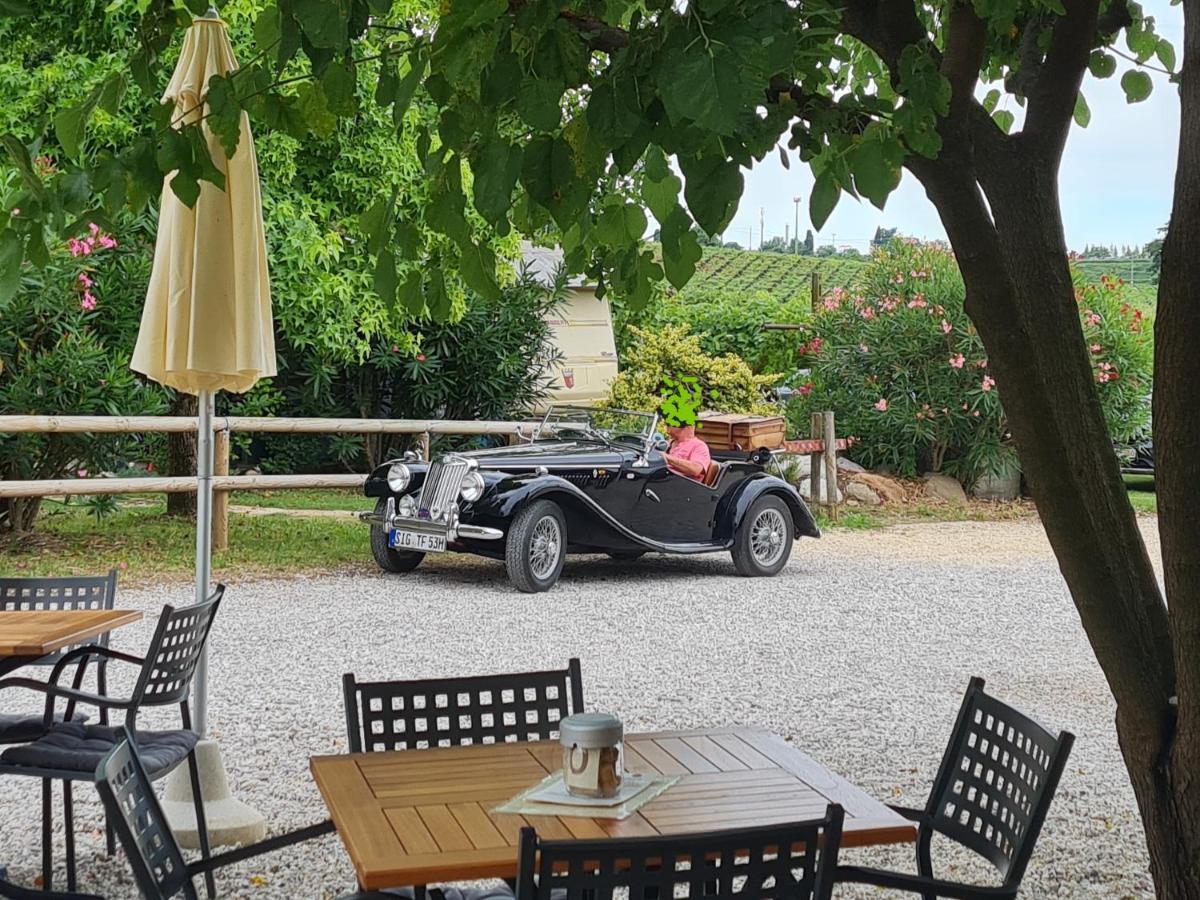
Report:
418,457,469,519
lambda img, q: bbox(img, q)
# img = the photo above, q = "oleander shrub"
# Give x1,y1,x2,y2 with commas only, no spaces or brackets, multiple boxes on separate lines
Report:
607,323,780,417
786,241,1152,485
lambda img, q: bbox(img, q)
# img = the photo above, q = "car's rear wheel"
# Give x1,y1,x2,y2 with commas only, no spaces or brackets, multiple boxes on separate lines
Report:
731,495,793,577
506,499,566,592
370,497,425,573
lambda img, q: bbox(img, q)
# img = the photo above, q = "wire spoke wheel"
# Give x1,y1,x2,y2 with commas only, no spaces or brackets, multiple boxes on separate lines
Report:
750,507,787,567
529,516,563,579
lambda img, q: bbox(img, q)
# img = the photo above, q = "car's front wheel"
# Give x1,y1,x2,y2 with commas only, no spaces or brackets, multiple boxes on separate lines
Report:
506,499,567,592
370,497,425,573
731,495,793,577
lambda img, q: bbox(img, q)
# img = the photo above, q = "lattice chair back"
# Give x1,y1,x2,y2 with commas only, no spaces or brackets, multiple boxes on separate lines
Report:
516,805,844,900
343,658,584,752
95,726,194,900
923,677,1074,887
128,586,224,717
0,570,118,664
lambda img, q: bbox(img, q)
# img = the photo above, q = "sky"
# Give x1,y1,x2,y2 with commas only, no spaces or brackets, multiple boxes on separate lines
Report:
723,1,1182,254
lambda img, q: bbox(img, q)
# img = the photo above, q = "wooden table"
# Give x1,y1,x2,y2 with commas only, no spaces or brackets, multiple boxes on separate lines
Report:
0,609,143,675
311,726,916,890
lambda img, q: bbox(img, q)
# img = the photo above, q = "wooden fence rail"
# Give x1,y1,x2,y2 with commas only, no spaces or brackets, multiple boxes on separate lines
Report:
0,415,540,550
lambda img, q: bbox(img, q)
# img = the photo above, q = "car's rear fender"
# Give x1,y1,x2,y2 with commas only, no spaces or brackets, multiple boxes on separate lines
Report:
718,476,821,541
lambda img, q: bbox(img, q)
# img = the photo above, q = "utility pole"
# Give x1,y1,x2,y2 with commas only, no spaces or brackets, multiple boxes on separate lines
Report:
759,207,764,251
793,196,801,254
784,224,789,249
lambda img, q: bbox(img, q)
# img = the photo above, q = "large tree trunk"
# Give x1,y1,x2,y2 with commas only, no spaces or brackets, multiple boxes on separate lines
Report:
166,393,197,516
911,125,1194,893
1150,0,1200,890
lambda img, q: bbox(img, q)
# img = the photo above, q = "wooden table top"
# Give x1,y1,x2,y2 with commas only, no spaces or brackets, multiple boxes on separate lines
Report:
311,726,916,890
0,609,143,657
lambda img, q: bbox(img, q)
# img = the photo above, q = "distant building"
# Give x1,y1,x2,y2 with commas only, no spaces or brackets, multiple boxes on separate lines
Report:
521,242,618,410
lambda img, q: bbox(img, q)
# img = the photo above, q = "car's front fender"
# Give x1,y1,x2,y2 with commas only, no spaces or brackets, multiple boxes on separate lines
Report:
716,474,821,541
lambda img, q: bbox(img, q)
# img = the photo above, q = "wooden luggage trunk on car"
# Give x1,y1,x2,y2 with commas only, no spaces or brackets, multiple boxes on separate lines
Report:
696,413,786,451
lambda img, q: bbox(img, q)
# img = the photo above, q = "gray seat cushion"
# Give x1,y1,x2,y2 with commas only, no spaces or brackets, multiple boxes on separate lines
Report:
0,722,198,776
0,710,88,744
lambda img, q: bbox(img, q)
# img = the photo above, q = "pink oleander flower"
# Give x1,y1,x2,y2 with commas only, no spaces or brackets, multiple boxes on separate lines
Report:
972,410,981,417
858,343,869,353
391,344,400,352
80,292,97,311
88,222,100,236
974,358,989,368
982,375,996,392
808,337,823,355
949,353,965,369
77,468,88,478
941,319,953,334
822,296,839,310
907,296,928,309
416,354,427,362
860,306,876,320
891,273,904,284
1084,310,1102,326
798,383,813,395
1090,343,1101,354
874,398,889,411
98,234,117,249
78,271,93,288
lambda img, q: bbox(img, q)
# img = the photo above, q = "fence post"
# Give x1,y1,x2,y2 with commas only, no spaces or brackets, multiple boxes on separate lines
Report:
809,413,824,507
212,428,230,551
810,271,822,313
822,410,839,522
419,431,431,461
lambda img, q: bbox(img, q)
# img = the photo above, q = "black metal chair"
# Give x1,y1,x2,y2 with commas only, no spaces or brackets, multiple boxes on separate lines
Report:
341,659,584,898
835,677,1075,899
515,804,845,900
0,571,119,740
342,658,584,752
0,878,102,900
0,588,224,896
88,725,336,900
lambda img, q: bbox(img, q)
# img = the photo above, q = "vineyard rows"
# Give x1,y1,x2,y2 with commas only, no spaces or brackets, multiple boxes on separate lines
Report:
678,247,866,300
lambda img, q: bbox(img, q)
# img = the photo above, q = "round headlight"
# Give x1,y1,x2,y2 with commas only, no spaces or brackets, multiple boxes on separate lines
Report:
386,462,411,493
398,495,417,517
460,470,485,502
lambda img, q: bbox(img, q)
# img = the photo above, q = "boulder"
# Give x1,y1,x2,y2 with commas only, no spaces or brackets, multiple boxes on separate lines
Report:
850,472,907,505
836,457,866,473
973,469,1021,501
924,472,968,503
798,473,844,505
844,480,881,506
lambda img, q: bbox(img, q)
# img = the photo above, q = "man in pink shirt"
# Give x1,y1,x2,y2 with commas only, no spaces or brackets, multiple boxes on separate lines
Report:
664,422,712,481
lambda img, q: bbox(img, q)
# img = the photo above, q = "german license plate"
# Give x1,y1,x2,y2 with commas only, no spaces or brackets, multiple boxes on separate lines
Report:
389,529,447,552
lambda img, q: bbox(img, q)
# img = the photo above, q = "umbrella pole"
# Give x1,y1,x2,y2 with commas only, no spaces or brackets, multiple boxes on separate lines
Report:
195,388,214,735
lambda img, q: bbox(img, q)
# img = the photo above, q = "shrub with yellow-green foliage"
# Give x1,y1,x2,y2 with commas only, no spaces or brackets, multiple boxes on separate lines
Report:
608,325,780,417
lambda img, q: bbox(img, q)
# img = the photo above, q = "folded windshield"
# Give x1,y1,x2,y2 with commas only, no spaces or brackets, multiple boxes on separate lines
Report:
534,405,658,447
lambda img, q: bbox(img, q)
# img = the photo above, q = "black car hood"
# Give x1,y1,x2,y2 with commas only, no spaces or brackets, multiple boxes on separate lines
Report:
458,441,627,470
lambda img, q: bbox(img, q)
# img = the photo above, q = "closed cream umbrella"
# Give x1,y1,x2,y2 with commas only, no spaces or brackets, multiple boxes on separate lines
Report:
131,6,271,847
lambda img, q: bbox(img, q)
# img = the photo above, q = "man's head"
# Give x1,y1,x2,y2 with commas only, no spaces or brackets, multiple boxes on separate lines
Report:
666,423,695,443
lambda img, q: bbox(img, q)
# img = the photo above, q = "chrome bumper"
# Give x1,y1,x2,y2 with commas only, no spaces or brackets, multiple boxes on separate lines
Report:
358,497,504,541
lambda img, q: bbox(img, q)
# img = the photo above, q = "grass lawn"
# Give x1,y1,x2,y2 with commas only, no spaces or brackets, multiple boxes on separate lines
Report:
1126,489,1157,514
0,498,366,581
229,488,375,511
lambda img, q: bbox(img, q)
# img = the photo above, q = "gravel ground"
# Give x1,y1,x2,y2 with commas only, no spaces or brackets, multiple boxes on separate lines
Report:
0,518,1160,899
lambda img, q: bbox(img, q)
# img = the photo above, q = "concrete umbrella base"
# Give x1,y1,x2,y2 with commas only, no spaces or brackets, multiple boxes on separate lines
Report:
161,739,267,849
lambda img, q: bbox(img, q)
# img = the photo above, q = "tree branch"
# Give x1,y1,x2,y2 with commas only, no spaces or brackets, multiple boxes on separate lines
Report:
841,0,930,69
941,2,988,109
557,10,630,53
1023,0,1102,155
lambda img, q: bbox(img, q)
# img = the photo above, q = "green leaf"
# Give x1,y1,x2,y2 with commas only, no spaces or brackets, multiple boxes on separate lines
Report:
659,49,722,133
516,78,564,131
472,140,522,227
680,155,742,235
253,4,282,56
205,74,244,158
992,109,1015,133
809,172,839,230
0,0,34,14
169,171,200,207
359,195,392,255
459,241,500,300
660,210,702,290
399,268,424,314
321,58,357,115
1073,92,1091,128
54,103,92,163
643,173,682,223
426,269,451,320
596,202,648,248
391,54,427,125
295,81,337,137
850,138,901,209
586,78,642,145
427,178,471,245
373,247,397,307
97,72,128,114
293,0,349,49
1088,51,1117,78
1156,39,1176,72
1121,70,1153,103
981,88,1001,112
0,230,23,309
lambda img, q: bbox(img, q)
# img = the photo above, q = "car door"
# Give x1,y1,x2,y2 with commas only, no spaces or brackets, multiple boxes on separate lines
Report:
632,454,720,544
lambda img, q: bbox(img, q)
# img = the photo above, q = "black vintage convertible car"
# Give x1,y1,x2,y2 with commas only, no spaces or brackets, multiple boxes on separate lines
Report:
360,406,820,592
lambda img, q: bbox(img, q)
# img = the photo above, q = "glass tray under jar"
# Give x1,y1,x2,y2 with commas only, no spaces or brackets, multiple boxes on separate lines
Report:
493,770,679,820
